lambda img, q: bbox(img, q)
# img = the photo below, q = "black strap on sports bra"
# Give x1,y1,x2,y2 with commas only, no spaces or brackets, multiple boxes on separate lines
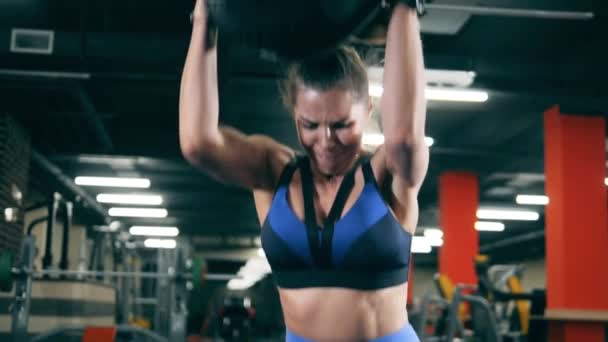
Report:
361,158,376,185
276,157,299,189
299,155,368,269
298,156,323,267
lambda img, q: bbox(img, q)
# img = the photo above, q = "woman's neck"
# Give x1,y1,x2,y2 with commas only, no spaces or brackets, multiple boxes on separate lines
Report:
310,153,361,188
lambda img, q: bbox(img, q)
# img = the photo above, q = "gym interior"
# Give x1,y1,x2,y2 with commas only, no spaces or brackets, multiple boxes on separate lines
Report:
1,0,607,341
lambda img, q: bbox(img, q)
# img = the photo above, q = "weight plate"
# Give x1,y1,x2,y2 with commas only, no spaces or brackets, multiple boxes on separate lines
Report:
0,249,15,292
207,0,382,62
192,257,203,291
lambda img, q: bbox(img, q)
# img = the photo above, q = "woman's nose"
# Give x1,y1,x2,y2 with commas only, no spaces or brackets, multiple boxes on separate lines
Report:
320,126,336,147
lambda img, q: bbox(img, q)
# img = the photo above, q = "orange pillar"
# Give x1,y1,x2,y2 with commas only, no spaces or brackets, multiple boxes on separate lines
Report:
83,327,117,342
438,172,479,285
544,106,608,342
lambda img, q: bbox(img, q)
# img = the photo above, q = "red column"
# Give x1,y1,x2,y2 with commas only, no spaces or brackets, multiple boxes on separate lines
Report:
544,106,608,341
83,327,117,342
438,172,479,285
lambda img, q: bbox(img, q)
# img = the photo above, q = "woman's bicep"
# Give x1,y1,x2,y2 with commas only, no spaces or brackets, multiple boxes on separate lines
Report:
182,126,294,191
385,141,429,192
373,145,427,234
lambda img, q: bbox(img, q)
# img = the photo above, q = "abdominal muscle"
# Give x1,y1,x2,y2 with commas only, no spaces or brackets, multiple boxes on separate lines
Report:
278,283,409,341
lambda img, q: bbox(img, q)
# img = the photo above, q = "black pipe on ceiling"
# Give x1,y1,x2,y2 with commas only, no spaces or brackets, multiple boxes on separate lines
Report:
30,149,110,225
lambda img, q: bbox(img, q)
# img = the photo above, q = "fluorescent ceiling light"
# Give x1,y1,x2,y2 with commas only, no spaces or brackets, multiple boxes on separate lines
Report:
97,194,163,205
75,176,150,188
516,195,549,206
423,228,444,246
426,236,444,247
423,228,443,239
130,226,179,237
144,238,176,249
425,88,488,102
109,207,168,218
605,177,608,186
426,69,476,88
368,68,476,88
477,209,539,221
368,84,488,103
361,133,434,147
475,221,505,232
412,236,432,254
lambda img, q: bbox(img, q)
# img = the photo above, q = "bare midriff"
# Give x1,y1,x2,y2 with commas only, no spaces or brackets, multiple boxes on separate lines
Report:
278,283,409,341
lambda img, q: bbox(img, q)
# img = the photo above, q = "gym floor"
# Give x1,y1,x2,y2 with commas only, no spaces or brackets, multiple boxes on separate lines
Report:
1,1,607,341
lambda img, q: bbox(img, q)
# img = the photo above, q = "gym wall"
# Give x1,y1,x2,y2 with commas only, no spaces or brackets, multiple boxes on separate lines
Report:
0,113,30,255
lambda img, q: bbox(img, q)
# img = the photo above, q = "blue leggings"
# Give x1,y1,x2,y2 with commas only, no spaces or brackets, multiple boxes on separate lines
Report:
286,323,420,342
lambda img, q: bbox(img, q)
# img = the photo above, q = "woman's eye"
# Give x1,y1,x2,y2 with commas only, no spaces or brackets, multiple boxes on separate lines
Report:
332,122,350,129
303,123,318,129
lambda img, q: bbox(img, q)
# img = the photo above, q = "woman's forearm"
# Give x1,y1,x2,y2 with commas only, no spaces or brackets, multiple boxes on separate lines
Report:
380,4,428,187
179,0,221,158
381,5,426,146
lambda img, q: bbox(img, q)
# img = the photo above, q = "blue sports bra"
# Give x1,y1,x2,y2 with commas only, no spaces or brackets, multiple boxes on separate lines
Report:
261,155,412,290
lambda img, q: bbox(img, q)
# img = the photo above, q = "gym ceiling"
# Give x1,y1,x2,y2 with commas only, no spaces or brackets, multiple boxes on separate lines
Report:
0,0,606,266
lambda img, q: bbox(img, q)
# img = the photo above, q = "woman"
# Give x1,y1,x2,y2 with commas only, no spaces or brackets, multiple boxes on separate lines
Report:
179,0,428,340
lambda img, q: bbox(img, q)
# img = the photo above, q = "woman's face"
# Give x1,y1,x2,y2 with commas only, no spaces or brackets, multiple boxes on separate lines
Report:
293,86,371,177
